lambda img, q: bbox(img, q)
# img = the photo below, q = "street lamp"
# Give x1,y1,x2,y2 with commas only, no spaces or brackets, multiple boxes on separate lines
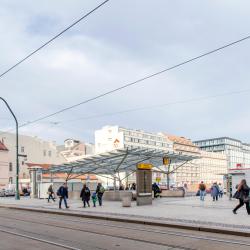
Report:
0,97,20,200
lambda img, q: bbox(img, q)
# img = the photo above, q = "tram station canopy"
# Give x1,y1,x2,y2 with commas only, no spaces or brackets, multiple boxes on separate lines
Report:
45,148,200,176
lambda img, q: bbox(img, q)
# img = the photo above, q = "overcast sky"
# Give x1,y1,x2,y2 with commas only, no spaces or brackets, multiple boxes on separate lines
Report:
1,0,250,144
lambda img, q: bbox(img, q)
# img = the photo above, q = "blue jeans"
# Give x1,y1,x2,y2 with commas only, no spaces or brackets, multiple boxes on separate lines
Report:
59,196,68,208
200,190,206,201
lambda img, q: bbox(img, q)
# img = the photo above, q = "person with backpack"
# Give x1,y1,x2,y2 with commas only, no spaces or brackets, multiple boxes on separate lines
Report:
47,184,55,203
57,183,69,209
96,183,105,206
80,184,91,208
233,179,250,215
199,181,206,201
152,183,161,198
210,182,220,201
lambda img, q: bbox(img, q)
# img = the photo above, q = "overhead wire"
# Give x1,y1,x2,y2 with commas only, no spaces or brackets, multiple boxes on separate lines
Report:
9,34,250,129
7,87,249,139
0,0,110,80
53,88,250,124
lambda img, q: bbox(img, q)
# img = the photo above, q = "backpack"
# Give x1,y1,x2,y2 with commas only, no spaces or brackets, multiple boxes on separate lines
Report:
100,186,105,193
199,184,206,191
56,188,61,196
85,188,90,195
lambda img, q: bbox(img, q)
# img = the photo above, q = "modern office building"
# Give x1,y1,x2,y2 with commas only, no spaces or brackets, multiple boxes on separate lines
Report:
194,151,227,185
193,137,250,169
95,125,174,154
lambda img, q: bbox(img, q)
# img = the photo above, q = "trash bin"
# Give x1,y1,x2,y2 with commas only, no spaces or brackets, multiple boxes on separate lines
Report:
122,196,131,207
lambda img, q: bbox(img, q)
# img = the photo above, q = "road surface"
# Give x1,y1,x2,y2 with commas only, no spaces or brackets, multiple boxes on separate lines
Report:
0,207,249,250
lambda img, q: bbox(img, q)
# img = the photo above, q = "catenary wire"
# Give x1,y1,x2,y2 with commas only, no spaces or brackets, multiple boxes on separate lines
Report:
1,34,250,136
2,87,248,139
53,88,250,124
0,0,110,79
9,34,250,128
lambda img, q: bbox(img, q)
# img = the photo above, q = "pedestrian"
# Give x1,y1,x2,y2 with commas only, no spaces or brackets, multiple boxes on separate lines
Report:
92,192,97,207
210,182,220,201
80,184,91,208
152,182,161,198
96,183,105,206
218,183,223,198
47,184,55,202
199,181,206,201
233,179,250,215
131,183,136,190
57,183,69,209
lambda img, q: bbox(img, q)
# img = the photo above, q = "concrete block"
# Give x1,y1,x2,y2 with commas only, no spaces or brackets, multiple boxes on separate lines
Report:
136,196,152,206
103,191,133,201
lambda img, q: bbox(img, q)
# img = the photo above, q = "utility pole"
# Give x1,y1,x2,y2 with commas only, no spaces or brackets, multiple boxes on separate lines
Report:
0,97,20,200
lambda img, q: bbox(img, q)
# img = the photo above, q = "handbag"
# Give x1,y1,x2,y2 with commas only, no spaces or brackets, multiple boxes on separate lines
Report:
233,191,240,199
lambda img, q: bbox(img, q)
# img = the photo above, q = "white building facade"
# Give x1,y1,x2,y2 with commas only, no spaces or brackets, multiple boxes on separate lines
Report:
0,132,63,185
95,125,173,154
0,141,9,186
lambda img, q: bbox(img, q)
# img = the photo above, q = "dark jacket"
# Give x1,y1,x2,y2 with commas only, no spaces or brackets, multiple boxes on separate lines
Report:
238,185,250,200
48,186,54,194
96,185,104,198
57,186,68,198
80,187,91,201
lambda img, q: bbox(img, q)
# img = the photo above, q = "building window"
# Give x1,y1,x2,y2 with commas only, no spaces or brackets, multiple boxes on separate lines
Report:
9,177,13,184
9,162,13,172
22,161,25,165
43,150,47,157
48,151,52,157
21,146,25,153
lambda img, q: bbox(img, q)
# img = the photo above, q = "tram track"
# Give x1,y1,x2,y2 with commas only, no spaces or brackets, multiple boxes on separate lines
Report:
0,227,82,250
0,217,194,250
0,209,250,248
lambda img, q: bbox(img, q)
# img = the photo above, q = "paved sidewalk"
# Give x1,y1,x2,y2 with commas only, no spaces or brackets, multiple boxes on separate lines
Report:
1,196,250,235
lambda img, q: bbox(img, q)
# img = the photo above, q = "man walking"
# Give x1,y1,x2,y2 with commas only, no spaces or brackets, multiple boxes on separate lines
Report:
199,181,206,201
96,183,105,206
47,184,55,202
57,183,69,209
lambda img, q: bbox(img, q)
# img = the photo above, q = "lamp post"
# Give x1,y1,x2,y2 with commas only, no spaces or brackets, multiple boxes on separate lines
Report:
0,97,20,200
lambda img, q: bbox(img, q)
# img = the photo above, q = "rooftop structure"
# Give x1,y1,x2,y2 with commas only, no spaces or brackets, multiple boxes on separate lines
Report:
46,148,198,184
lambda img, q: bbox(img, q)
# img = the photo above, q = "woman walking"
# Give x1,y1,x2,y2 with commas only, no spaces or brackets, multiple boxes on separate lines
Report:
233,179,250,215
211,182,220,201
80,184,91,208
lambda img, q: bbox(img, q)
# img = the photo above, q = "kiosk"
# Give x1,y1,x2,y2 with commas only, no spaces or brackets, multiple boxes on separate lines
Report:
136,163,153,206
